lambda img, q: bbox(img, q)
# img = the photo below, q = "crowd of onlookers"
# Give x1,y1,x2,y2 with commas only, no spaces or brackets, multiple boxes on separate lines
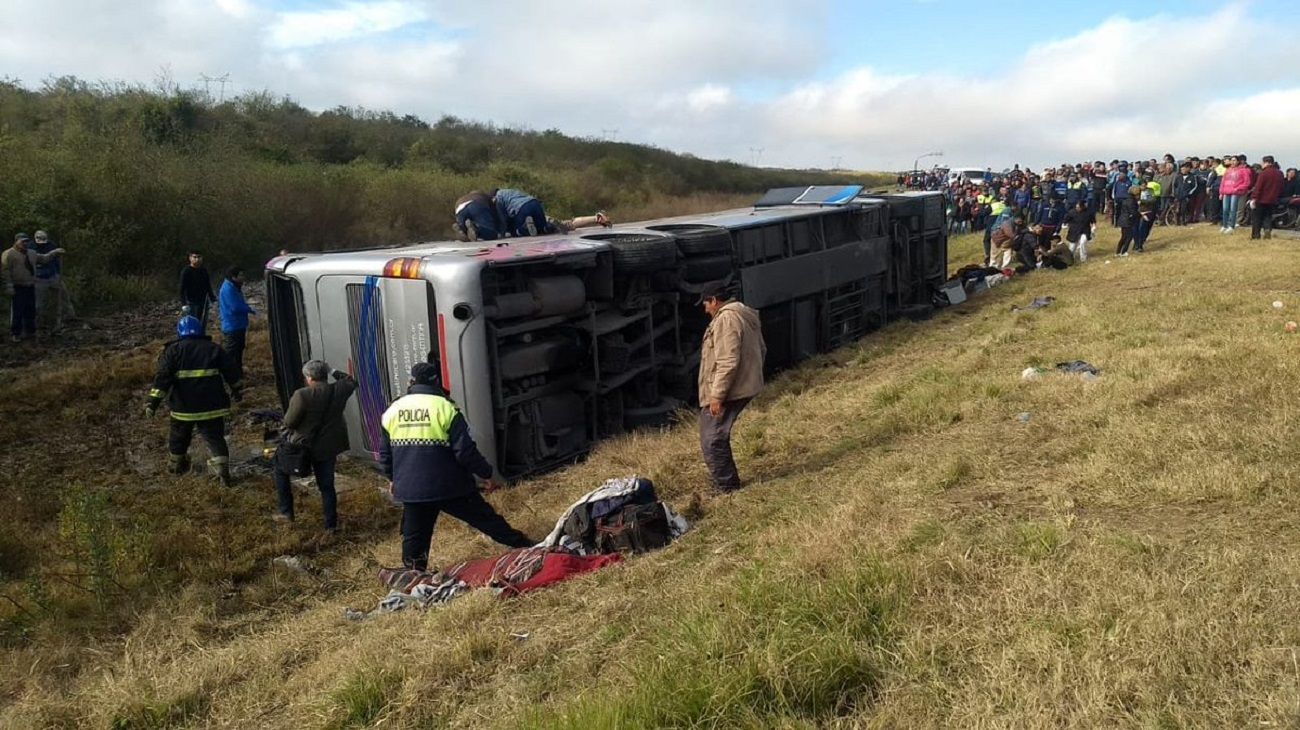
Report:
909,155,1300,270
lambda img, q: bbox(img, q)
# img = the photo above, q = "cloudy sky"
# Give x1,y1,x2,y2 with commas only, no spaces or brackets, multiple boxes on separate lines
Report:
2,0,1296,170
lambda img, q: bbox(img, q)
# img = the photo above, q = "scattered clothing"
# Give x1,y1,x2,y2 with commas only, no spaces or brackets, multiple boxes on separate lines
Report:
347,546,624,619
1055,360,1100,375
1012,296,1055,312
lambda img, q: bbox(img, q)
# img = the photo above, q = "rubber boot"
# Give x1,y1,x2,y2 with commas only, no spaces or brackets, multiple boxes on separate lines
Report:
169,453,190,475
208,456,233,487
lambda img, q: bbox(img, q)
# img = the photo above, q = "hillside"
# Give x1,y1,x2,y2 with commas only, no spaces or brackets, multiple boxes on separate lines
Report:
3,221,1300,727
0,78,873,311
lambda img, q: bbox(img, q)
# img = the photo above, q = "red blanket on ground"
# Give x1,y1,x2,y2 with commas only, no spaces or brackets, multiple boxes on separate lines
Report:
448,547,624,597
378,547,623,599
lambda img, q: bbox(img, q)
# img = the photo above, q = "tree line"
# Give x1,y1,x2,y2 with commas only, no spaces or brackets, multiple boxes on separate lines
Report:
0,77,861,311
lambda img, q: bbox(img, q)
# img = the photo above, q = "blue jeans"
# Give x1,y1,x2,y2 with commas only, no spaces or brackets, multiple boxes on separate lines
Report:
508,199,548,237
275,457,338,528
1222,194,1241,229
1135,217,1152,249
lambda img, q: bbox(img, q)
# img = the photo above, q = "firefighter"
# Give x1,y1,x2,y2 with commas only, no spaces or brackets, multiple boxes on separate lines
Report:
380,363,533,570
146,314,242,485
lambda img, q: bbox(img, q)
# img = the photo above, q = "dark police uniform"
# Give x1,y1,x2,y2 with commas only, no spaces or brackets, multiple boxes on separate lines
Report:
379,380,531,570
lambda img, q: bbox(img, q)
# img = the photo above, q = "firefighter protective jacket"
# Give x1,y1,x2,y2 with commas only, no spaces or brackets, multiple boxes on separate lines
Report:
148,336,241,421
379,384,493,503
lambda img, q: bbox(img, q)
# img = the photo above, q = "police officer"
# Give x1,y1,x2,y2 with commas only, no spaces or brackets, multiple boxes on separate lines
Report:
146,314,242,485
380,363,533,570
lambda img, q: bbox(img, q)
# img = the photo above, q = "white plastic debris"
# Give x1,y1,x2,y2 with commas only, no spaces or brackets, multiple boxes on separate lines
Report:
1273,300,1285,309
1021,367,1046,381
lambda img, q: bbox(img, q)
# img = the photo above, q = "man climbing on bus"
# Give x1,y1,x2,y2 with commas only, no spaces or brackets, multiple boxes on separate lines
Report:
454,190,506,241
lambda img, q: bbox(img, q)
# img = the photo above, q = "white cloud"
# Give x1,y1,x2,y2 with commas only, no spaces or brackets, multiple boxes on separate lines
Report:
1,2,1299,171
684,84,735,113
267,1,429,49
214,0,254,20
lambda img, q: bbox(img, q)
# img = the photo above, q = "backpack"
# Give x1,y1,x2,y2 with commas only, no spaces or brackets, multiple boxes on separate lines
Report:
594,502,672,554
560,478,658,548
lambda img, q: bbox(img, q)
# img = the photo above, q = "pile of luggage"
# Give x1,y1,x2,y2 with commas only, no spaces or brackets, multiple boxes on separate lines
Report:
350,476,689,619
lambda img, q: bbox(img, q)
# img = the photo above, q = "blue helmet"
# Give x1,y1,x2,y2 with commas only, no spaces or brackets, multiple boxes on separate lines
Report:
176,315,202,338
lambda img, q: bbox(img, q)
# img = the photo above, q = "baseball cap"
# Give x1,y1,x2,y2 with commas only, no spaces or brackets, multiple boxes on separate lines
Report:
14,232,30,242
695,281,731,305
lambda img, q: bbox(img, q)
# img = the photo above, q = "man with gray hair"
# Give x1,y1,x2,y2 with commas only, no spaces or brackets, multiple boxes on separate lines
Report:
273,360,356,530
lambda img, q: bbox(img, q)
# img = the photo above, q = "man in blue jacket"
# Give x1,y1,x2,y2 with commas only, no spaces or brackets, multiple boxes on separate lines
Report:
380,363,533,570
218,266,255,382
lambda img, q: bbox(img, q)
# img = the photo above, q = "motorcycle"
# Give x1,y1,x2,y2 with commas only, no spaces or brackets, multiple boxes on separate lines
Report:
1271,196,1300,230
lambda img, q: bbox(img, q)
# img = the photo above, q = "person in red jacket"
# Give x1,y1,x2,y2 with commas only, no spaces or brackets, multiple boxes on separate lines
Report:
1250,155,1286,240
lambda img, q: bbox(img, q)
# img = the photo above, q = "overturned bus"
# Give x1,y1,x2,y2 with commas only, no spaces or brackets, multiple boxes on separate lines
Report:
264,185,947,479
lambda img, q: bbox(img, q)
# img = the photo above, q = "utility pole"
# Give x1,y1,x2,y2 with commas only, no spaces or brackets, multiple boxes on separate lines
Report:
749,147,764,166
830,155,843,171
913,150,943,174
200,73,231,102
601,128,619,142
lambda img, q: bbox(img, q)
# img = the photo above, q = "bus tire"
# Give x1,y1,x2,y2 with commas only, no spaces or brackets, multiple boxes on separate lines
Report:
681,254,734,283
584,233,678,273
649,224,733,255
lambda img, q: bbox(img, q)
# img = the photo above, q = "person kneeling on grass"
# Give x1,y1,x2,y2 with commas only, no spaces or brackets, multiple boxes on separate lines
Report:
1038,234,1074,270
1014,225,1042,274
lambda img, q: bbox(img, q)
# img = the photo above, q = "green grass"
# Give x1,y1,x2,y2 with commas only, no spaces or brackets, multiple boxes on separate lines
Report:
326,668,405,729
529,555,902,729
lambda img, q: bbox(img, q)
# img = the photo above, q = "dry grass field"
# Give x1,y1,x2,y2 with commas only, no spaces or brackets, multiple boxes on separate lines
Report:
4,220,1300,728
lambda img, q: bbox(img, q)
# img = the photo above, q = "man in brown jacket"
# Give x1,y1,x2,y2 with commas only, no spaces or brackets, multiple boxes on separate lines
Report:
697,282,765,492
274,359,357,530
